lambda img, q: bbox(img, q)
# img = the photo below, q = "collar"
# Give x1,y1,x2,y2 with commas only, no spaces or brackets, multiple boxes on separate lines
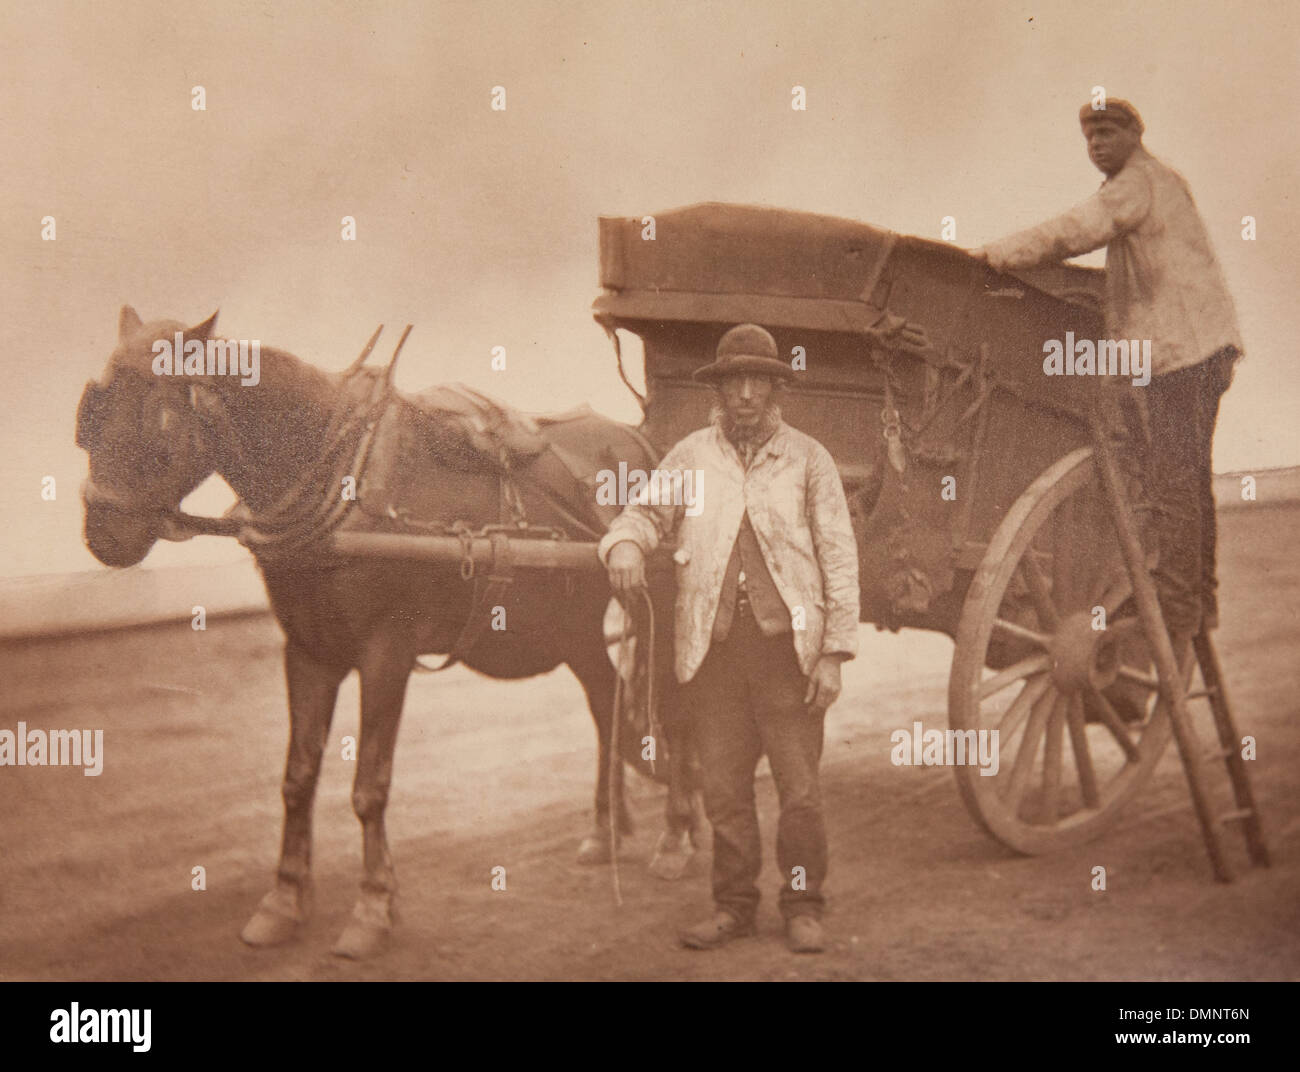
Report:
711,420,789,471
1102,144,1149,185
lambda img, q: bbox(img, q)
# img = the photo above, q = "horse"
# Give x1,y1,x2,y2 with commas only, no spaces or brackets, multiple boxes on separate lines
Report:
75,305,701,958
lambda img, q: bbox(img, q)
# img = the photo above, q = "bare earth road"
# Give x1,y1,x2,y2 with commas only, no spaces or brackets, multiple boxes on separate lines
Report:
1,506,1297,981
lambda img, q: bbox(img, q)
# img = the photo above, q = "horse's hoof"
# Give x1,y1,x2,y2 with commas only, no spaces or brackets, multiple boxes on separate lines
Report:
331,920,391,960
331,895,395,959
240,886,309,947
241,907,303,947
577,826,630,865
648,831,695,881
576,833,613,865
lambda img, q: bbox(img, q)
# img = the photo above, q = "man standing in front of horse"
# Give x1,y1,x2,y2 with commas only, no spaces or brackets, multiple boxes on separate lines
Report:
599,323,860,954
973,97,1243,655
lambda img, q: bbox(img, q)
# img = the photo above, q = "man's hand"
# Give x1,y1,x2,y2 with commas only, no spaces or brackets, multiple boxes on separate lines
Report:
803,654,846,713
606,540,646,594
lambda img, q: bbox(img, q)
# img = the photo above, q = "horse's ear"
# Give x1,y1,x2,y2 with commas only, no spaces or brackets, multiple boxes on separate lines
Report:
118,305,142,338
189,309,220,341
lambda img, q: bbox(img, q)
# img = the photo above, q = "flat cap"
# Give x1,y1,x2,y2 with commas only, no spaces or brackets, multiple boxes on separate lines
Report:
693,323,793,383
1079,97,1144,134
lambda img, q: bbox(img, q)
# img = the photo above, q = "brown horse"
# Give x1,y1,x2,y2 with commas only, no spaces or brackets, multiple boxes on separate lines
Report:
75,305,699,957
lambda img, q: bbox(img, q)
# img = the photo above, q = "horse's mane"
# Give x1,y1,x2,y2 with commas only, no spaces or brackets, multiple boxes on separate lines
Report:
110,321,548,481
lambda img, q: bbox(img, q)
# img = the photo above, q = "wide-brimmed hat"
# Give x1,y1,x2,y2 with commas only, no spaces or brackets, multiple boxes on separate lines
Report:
692,323,793,384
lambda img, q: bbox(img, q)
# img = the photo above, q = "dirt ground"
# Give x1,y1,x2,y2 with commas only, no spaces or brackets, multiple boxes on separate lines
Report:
1,505,1297,982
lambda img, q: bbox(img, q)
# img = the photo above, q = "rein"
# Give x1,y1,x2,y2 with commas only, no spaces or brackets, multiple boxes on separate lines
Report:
607,585,659,905
98,327,409,555
228,362,394,557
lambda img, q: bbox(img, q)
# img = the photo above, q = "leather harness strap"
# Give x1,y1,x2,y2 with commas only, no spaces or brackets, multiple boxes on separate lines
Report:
418,530,514,673
94,337,576,677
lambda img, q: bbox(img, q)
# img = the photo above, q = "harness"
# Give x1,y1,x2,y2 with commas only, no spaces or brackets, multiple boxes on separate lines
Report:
80,325,400,552
80,325,591,675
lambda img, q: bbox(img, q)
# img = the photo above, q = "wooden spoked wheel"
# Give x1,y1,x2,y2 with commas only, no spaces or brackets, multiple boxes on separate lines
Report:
948,447,1172,853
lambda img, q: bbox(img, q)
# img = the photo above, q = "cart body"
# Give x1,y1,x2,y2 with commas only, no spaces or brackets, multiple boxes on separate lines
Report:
592,202,1113,638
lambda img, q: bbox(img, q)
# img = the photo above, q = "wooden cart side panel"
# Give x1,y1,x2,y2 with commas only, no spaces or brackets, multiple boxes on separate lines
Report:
880,239,1106,550
593,212,1114,642
597,203,897,305
635,322,885,458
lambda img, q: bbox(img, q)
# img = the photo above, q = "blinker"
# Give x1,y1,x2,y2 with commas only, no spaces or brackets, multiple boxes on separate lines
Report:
75,380,106,449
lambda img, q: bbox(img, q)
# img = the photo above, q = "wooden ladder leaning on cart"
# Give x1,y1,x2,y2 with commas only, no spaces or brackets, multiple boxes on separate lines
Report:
1087,411,1269,882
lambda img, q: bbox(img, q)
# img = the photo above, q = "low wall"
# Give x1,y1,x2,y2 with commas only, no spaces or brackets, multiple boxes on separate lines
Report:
1,467,1292,639
0,560,268,640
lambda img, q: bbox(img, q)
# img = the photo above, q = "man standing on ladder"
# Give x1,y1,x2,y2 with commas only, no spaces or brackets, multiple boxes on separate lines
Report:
973,96,1243,657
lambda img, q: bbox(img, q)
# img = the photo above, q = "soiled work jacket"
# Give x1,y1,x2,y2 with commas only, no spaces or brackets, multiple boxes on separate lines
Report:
983,146,1243,376
597,421,860,684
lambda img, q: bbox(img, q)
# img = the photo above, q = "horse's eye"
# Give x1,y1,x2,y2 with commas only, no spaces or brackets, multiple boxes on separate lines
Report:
139,435,174,476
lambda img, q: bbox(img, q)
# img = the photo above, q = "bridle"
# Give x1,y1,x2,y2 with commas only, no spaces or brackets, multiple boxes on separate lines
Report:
77,326,407,554
77,372,237,540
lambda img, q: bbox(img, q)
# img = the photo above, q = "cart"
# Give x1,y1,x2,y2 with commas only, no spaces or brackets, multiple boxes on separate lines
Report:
583,202,1268,879
329,202,1268,879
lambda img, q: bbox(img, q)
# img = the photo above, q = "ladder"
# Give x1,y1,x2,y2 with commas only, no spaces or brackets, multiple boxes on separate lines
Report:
1090,419,1270,882
1183,630,1272,879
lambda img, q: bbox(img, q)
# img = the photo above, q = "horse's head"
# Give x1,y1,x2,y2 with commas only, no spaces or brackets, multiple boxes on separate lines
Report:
76,305,222,566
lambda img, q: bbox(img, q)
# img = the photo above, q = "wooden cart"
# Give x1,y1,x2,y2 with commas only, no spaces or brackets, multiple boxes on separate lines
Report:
587,202,1268,878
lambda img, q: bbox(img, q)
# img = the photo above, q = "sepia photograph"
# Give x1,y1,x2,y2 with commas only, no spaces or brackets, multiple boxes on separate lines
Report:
1,0,1296,1047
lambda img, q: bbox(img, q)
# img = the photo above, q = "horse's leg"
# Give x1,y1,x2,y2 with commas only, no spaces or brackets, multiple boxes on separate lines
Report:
242,640,346,947
649,680,700,880
687,755,709,850
332,640,411,959
671,677,709,851
568,638,633,865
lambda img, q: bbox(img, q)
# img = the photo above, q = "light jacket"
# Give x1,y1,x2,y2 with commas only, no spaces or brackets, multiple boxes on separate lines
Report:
983,146,1243,376
597,420,860,684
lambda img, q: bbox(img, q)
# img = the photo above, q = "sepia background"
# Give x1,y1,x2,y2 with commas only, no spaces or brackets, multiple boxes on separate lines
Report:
2,0,1298,586
0,0,1296,982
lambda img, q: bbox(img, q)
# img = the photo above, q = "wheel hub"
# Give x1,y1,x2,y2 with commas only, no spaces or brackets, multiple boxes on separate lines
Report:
1048,610,1120,692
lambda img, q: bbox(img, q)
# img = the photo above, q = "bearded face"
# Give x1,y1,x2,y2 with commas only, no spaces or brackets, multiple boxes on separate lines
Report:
710,373,783,449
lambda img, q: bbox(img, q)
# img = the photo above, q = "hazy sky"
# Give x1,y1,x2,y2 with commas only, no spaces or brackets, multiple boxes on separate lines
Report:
3,0,1297,577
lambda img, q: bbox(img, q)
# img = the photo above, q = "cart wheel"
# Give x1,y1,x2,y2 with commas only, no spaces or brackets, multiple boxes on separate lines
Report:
948,446,1171,853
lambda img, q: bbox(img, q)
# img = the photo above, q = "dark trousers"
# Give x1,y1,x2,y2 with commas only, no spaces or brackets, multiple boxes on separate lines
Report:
683,600,827,923
1144,348,1236,636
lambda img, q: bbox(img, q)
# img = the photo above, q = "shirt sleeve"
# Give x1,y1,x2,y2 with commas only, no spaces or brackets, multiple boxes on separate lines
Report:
983,165,1152,271
596,439,691,565
805,442,861,659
